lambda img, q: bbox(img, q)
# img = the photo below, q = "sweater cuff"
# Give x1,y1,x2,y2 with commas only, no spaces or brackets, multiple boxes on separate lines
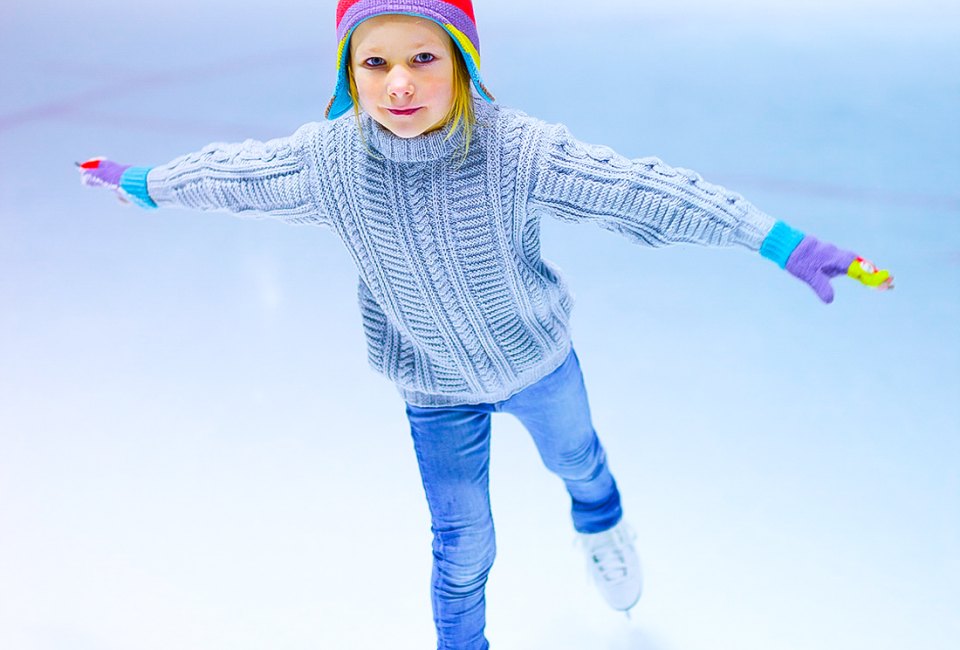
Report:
759,221,804,268
119,166,157,209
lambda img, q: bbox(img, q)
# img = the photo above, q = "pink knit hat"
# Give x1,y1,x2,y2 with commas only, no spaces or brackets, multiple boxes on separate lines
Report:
326,0,495,119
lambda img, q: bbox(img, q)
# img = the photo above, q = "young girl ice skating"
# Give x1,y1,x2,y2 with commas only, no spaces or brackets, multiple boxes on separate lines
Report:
78,1,893,648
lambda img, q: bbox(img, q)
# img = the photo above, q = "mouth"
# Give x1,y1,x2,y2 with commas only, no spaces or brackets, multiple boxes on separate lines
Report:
386,107,423,116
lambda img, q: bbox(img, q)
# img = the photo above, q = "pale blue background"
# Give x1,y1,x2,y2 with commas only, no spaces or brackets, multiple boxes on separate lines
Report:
1,1,958,649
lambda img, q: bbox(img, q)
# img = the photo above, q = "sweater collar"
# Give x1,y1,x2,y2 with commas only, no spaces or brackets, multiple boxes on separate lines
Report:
360,101,498,163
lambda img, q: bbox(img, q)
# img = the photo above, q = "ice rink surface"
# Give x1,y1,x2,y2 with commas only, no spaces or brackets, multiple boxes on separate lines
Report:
1,1,958,649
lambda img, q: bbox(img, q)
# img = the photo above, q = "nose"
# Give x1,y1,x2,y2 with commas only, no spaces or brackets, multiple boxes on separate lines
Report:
386,65,414,99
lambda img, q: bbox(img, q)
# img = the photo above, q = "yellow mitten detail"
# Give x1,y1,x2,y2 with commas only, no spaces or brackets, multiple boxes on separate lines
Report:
847,257,894,290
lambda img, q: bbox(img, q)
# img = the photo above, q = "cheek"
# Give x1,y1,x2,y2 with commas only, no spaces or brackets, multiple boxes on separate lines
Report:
357,86,377,110
352,72,378,106
422,75,454,107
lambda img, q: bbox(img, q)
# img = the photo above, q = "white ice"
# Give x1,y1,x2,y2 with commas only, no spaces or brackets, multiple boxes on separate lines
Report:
1,1,958,649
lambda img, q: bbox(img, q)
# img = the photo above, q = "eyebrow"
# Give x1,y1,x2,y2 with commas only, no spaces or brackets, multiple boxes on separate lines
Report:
355,41,442,55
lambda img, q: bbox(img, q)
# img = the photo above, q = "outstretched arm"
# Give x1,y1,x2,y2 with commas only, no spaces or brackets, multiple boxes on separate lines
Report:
528,122,774,250
77,123,329,227
527,121,893,303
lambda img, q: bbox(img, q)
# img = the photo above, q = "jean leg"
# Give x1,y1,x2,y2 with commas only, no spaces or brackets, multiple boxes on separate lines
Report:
405,403,496,650
500,349,622,533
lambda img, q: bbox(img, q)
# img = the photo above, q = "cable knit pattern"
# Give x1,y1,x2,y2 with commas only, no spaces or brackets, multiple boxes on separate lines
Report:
147,126,323,226
145,102,776,406
529,122,774,250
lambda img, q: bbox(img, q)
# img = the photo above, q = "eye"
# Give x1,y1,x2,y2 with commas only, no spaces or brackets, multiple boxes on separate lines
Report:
414,52,436,64
363,56,386,67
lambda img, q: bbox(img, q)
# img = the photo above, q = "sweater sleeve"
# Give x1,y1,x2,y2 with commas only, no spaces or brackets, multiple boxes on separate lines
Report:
145,122,329,227
527,121,776,251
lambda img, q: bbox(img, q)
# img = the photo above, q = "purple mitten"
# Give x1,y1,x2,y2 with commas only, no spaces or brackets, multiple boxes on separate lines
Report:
77,158,131,192
785,236,857,304
77,158,157,208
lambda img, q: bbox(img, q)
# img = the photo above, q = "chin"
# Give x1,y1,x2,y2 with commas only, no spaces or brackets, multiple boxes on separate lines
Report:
392,126,428,139
374,112,445,139
390,121,436,139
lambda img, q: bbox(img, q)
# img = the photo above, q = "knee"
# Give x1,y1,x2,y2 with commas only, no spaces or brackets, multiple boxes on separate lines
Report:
433,520,497,592
547,435,607,481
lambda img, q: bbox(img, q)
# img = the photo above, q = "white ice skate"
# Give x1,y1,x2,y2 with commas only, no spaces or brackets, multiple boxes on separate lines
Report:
579,520,643,613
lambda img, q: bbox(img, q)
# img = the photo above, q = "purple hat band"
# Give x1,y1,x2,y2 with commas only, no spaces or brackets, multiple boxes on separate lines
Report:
337,0,480,49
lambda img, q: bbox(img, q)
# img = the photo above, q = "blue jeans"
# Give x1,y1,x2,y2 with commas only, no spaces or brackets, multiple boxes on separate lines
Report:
405,348,622,650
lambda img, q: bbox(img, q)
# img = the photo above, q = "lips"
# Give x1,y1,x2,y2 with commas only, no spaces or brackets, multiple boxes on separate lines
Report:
387,107,422,116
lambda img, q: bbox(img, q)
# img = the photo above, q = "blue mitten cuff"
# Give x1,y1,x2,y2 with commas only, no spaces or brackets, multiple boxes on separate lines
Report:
759,221,805,268
119,166,157,209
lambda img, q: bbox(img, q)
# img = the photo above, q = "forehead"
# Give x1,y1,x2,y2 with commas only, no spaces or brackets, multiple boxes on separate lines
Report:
350,14,451,53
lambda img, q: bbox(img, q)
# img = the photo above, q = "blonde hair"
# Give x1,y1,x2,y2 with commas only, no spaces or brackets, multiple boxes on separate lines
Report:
346,30,476,161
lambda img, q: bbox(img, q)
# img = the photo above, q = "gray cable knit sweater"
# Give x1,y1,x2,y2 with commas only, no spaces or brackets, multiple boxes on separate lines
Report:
145,102,776,406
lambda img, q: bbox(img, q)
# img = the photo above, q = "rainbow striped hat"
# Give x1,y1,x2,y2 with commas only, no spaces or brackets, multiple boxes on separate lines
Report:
326,0,495,120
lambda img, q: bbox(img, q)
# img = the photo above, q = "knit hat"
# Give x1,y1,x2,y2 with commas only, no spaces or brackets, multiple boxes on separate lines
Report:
326,0,495,120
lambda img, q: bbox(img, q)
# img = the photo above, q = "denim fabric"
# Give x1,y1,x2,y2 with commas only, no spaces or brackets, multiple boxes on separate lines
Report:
405,348,622,650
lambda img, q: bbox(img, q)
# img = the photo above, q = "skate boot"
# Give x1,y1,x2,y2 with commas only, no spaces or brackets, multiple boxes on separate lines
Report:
579,519,642,613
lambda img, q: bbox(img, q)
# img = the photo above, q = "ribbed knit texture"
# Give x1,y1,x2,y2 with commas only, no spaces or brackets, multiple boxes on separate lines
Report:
119,166,157,209
760,220,805,268
146,102,776,406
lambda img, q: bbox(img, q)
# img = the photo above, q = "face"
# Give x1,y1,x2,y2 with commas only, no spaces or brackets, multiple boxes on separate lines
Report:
349,14,456,139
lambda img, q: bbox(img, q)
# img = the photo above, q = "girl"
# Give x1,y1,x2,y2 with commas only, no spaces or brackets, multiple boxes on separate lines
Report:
78,1,893,648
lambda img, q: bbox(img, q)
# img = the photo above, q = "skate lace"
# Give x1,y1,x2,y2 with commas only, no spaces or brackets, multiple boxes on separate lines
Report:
581,524,635,583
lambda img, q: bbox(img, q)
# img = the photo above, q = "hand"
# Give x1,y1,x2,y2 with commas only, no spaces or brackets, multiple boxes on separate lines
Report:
786,236,894,303
77,157,130,193
77,158,156,208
